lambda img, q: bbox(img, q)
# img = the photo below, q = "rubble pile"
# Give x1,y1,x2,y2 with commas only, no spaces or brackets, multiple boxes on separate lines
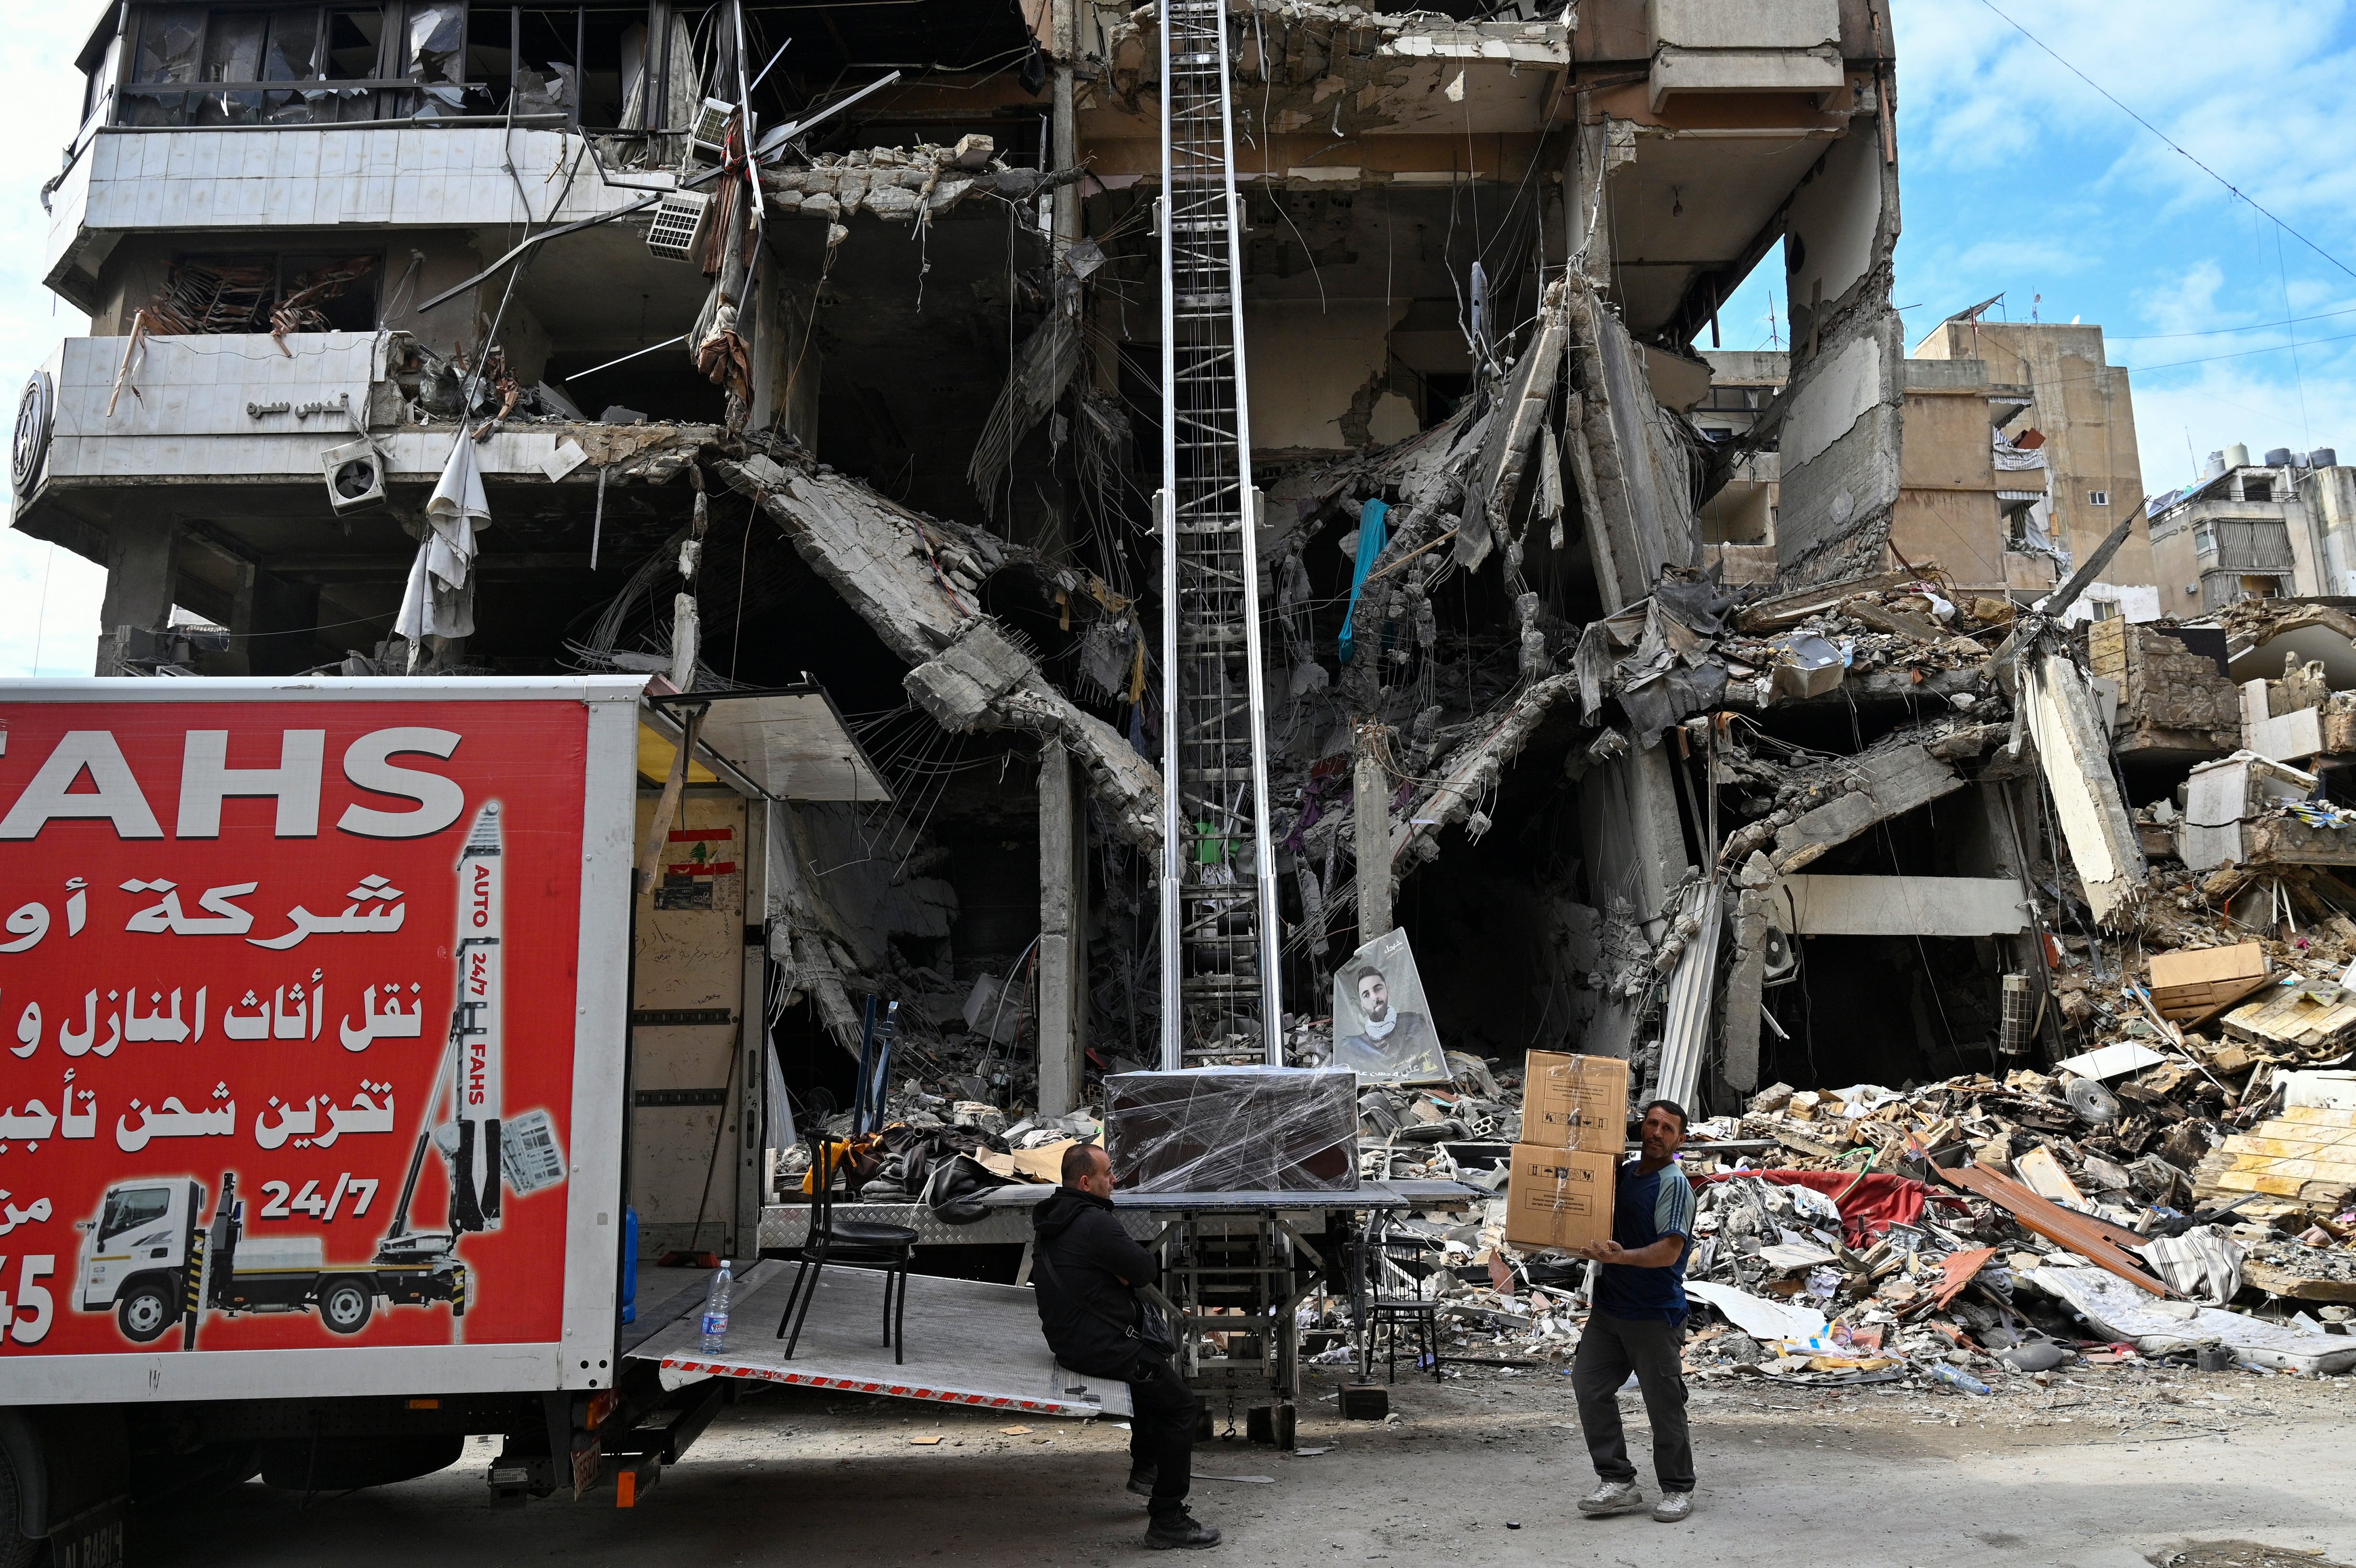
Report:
1336,1065,2356,1386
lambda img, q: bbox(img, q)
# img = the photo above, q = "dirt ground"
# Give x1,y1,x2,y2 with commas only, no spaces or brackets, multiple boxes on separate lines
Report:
131,1357,2356,1568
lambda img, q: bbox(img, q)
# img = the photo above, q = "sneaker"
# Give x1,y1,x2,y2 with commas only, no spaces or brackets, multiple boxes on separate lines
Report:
1128,1468,1157,1499
1652,1491,1694,1523
1145,1509,1223,1550
1577,1481,1647,1517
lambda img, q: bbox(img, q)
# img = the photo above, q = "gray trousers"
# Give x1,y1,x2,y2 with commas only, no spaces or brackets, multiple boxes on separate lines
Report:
1571,1310,1693,1492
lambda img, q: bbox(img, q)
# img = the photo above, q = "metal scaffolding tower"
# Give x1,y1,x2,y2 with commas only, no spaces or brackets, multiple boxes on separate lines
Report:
1157,0,1282,1068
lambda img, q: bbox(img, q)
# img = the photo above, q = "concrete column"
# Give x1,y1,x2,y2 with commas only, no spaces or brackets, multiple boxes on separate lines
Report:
1578,737,1695,1060
1353,738,1392,945
94,518,179,674
1036,740,1089,1115
1051,0,1078,237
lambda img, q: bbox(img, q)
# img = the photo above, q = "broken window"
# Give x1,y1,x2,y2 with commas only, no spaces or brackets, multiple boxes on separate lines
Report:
457,5,662,129
124,5,205,124
2244,475,2276,502
122,5,393,125
324,7,385,78
143,252,382,337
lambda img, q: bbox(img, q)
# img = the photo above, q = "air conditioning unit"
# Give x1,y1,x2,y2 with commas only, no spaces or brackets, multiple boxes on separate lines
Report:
321,436,386,514
1759,922,1796,985
645,189,712,261
689,97,738,158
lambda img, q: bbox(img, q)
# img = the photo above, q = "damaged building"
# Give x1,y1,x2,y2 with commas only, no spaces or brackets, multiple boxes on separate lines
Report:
19,0,2317,1215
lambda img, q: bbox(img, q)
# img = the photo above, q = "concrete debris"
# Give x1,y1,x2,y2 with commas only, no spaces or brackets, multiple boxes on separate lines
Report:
761,142,1080,226
1101,2,1569,138
716,452,1160,848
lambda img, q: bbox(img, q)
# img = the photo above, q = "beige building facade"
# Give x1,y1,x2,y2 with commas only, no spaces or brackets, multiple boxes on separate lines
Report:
1886,354,2046,592
1911,318,2152,589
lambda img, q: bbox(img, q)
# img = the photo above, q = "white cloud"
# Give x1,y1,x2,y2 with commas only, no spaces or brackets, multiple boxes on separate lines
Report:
2132,261,2227,337
1896,0,2356,229
2124,350,2356,494
1893,3,2356,502
0,6,105,677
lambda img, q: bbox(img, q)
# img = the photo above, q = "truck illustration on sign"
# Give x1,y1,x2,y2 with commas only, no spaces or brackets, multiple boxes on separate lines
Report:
70,805,566,1348
76,1173,467,1344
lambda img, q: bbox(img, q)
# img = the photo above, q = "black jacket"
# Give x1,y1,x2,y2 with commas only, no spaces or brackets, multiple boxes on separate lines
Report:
1032,1186,1161,1379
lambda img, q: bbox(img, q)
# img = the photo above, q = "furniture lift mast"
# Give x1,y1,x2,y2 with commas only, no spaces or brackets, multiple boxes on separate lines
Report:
1156,0,1284,1071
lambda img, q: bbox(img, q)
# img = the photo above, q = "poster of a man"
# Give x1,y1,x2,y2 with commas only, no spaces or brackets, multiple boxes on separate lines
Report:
1329,929,1449,1084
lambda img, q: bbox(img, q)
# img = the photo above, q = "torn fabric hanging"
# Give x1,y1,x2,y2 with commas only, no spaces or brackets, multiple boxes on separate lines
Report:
1338,498,1388,665
396,436,491,647
692,281,754,404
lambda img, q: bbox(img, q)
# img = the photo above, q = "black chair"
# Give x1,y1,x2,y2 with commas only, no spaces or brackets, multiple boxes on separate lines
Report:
1360,1214,1444,1384
775,1126,919,1363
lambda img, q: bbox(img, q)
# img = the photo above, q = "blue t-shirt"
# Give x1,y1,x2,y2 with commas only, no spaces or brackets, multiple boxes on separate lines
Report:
1592,1160,1696,1323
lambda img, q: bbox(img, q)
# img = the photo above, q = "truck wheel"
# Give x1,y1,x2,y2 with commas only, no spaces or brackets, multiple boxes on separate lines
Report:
0,1442,37,1568
317,1278,374,1335
117,1280,176,1344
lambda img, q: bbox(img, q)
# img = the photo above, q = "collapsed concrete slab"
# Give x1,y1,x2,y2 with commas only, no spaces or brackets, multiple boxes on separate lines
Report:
2022,648,2148,928
716,453,1161,849
905,619,1161,849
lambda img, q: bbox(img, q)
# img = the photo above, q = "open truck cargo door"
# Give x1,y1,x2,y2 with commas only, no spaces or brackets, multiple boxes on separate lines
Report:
624,682,891,1260
637,682,890,805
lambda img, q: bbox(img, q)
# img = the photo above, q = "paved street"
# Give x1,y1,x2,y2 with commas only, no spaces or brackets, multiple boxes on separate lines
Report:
130,1361,2356,1568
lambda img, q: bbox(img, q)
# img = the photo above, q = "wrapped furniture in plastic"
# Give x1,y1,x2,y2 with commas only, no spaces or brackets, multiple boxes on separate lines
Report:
1105,1067,1359,1194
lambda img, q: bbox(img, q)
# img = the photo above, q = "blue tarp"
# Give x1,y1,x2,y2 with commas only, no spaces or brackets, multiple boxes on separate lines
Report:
1338,498,1388,664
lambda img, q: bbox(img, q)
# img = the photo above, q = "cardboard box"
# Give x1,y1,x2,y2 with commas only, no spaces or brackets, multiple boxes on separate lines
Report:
1503,1144,1618,1252
2148,942,2271,1021
1521,1051,1632,1153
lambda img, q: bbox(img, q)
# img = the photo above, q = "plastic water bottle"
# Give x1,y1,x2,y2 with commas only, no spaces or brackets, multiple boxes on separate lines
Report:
1926,1361,1991,1396
699,1260,733,1352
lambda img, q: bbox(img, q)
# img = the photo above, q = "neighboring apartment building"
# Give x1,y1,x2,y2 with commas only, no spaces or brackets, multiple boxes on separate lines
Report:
1700,310,2151,606
1696,348,1784,584
1910,313,2151,591
1886,351,2046,593
2148,444,2355,609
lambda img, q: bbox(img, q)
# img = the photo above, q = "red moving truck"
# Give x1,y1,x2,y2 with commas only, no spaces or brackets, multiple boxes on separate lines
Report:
0,676,720,1567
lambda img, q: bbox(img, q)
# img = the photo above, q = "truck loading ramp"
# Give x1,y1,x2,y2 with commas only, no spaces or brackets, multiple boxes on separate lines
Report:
626,1260,1133,1418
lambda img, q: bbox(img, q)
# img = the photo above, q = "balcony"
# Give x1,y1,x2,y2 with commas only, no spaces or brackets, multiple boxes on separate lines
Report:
1646,0,1844,108
11,329,714,547
44,125,662,312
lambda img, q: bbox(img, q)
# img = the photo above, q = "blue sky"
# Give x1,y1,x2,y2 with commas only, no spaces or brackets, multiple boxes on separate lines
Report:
1724,0,2356,499
3,1,2354,673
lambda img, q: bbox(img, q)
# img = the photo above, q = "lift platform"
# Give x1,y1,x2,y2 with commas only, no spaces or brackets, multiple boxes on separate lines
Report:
625,1259,1132,1418
746,1181,1475,1443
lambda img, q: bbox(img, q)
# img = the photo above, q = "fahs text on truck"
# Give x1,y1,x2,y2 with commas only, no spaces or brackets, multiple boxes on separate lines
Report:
0,677,686,1566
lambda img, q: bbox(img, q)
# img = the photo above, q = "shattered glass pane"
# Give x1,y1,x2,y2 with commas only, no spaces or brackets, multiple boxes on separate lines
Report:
324,8,385,79
195,10,268,124
132,7,205,83
264,13,316,78
408,4,464,79
201,10,267,82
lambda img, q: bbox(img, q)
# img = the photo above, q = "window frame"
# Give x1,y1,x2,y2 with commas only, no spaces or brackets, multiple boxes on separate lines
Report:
116,0,663,130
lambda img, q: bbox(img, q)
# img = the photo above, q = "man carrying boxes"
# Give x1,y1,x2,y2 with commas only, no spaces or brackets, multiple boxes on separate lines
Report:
1571,1099,1696,1523
1501,1053,1697,1524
